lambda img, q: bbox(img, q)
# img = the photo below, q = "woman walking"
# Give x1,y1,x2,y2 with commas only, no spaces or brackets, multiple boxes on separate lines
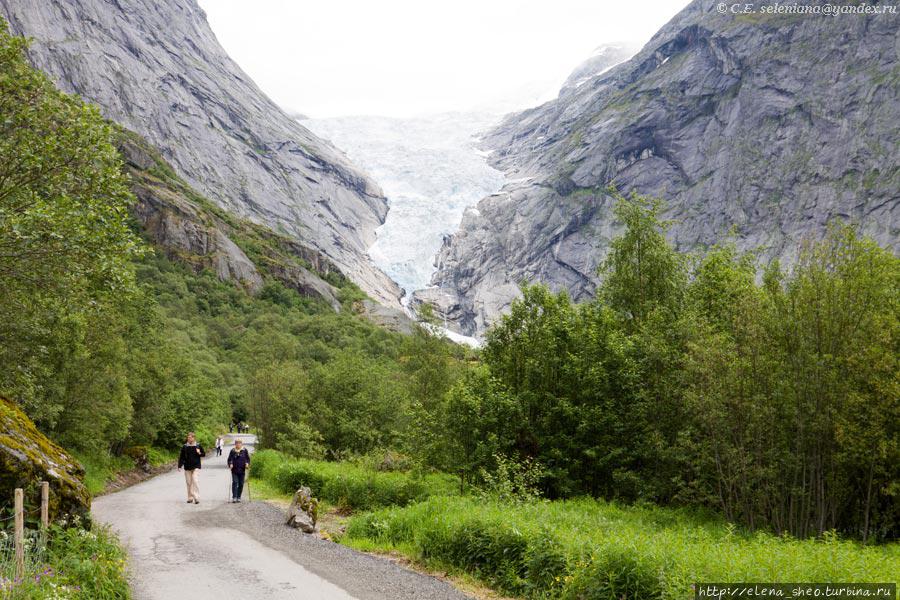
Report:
177,432,206,504
227,438,251,503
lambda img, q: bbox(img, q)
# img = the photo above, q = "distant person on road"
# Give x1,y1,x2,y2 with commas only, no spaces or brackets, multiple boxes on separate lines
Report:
177,432,206,504
215,436,223,457
228,422,233,433
227,438,251,503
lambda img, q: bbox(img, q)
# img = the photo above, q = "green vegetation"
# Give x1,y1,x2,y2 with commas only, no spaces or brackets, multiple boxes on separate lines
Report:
0,19,465,483
0,20,145,455
1,14,897,600
252,450,457,511
344,496,899,599
138,251,465,456
408,191,898,543
0,522,129,599
73,452,134,497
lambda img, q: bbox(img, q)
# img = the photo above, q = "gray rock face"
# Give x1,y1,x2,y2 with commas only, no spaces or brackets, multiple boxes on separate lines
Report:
432,0,900,335
0,0,402,307
559,43,639,92
130,178,265,293
360,300,416,336
118,129,344,311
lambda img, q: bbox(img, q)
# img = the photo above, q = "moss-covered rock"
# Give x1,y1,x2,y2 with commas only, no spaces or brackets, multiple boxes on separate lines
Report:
0,397,90,522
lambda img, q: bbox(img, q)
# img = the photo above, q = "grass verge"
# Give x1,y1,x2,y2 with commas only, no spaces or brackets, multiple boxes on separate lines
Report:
0,521,129,599
343,496,900,600
74,452,135,496
76,447,179,496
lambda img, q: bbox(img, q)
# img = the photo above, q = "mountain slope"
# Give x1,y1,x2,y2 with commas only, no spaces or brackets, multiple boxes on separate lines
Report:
0,0,401,306
429,0,899,335
115,126,349,312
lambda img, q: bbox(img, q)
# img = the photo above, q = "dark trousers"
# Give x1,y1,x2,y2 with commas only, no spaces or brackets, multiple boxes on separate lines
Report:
231,470,246,500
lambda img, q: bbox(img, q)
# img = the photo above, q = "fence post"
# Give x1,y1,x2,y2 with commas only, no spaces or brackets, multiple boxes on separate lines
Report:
14,488,24,581
40,481,49,529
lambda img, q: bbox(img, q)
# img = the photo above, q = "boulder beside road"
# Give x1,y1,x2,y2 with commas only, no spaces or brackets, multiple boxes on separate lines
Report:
0,397,90,522
285,486,319,534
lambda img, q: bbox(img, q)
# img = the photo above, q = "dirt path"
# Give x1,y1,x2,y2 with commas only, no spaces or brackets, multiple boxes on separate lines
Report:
92,436,471,600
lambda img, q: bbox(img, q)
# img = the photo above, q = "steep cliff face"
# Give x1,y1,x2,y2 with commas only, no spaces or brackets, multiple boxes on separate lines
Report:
0,0,402,307
430,0,900,335
116,127,345,312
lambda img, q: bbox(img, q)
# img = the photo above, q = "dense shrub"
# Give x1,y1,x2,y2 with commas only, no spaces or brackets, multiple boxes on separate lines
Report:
247,449,283,481
256,450,456,511
561,549,665,600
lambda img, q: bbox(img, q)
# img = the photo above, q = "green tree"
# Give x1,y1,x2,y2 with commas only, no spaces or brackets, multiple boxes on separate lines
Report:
599,189,686,326
438,368,522,491
0,20,145,449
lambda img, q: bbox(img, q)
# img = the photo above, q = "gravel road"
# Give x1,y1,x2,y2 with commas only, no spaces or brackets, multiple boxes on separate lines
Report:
92,435,472,600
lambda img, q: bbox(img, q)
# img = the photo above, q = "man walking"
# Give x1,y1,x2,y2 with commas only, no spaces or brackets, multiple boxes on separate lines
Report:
177,432,206,504
228,438,251,503
215,436,223,457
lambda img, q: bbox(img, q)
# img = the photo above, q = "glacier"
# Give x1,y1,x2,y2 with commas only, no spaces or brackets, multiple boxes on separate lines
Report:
302,112,505,299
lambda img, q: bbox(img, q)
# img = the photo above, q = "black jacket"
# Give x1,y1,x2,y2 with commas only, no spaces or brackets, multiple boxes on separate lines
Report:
228,448,251,473
178,443,205,470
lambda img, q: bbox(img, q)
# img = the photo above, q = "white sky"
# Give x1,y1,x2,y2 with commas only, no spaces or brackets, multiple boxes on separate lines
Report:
197,0,689,118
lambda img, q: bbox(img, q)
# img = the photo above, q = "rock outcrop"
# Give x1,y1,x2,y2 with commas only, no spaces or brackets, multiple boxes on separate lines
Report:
118,128,344,311
0,0,402,307
430,0,900,335
0,397,90,522
559,43,639,93
285,486,318,534
360,300,416,336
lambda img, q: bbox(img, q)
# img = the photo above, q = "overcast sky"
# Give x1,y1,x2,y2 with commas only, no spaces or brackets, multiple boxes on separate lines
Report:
197,0,689,118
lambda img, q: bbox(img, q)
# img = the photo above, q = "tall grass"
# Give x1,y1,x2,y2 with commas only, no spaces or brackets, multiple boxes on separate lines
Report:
73,452,134,496
345,496,900,599
252,450,457,511
75,446,178,496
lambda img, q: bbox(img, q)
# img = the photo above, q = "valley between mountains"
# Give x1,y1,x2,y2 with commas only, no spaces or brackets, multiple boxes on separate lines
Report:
0,1,897,599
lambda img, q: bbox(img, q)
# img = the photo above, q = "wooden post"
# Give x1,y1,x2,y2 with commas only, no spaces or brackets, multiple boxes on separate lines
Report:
40,481,49,529
14,488,24,581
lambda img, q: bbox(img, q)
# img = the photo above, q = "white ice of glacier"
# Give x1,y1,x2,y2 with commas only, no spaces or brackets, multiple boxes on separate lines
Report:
303,112,505,297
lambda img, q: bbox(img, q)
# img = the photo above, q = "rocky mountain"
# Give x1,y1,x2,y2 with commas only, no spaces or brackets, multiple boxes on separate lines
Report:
0,0,402,307
559,44,639,92
115,127,347,313
426,0,900,335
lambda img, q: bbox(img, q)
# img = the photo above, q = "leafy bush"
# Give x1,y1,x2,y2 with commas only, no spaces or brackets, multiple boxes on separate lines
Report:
344,496,900,599
247,449,283,482
255,450,456,511
561,549,665,600
476,453,545,504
